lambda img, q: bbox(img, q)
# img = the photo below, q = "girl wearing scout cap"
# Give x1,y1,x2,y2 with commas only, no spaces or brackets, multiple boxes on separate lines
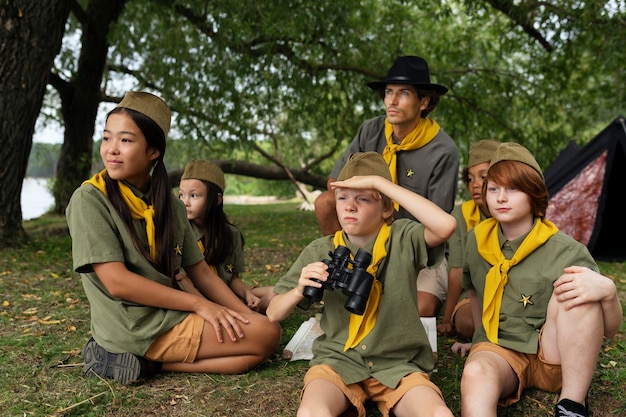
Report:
267,152,456,417
438,139,501,340
66,91,280,384
177,159,275,313
454,142,622,417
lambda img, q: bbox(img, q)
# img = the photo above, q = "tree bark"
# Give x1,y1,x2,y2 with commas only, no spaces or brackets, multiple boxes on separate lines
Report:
51,0,127,214
0,0,71,246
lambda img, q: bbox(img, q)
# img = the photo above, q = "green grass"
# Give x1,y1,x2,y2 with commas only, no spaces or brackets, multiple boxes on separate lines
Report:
0,204,624,416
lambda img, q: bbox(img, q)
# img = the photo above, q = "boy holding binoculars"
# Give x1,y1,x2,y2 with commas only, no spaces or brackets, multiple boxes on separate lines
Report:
267,152,456,417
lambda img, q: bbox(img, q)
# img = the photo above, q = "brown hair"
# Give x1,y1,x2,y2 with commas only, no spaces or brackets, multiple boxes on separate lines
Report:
482,160,549,218
415,88,441,118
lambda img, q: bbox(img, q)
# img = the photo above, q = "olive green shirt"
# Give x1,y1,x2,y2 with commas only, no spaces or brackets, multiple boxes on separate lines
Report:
66,182,204,356
447,203,490,269
190,222,245,285
462,223,598,354
274,219,443,388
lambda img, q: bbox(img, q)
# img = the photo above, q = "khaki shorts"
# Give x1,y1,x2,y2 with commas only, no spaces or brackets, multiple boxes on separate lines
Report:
468,335,562,407
451,297,470,326
144,313,204,363
302,364,443,417
417,257,448,302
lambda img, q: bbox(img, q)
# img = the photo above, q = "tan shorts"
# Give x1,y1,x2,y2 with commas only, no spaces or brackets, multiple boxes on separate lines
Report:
451,297,470,325
417,257,448,302
302,364,443,417
144,313,204,363
468,336,562,407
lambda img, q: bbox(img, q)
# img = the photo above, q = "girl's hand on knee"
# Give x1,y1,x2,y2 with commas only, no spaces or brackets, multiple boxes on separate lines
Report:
197,301,249,342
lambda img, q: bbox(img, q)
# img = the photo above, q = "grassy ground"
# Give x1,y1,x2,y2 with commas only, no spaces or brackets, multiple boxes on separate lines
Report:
1,203,624,416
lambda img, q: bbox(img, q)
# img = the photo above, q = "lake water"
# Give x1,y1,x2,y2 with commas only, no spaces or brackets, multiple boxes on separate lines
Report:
22,177,55,220
19,178,289,221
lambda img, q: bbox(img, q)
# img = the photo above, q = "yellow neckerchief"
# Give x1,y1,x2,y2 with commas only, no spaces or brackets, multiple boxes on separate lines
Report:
82,169,157,259
474,217,558,343
336,223,391,351
382,117,440,210
196,239,218,273
461,200,482,231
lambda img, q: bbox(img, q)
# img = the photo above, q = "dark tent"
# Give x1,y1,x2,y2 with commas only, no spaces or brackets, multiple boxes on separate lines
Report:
544,115,626,261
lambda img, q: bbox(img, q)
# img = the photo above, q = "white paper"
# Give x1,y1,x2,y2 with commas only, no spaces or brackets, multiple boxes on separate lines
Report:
282,315,437,362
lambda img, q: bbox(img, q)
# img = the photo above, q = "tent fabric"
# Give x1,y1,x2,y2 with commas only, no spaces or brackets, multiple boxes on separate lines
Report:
544,115,626,261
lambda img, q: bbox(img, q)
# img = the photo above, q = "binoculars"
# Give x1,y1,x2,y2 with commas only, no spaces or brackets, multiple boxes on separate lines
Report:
302,245,375,315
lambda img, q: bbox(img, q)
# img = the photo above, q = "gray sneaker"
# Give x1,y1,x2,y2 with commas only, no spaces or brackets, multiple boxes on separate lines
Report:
82,337,154,384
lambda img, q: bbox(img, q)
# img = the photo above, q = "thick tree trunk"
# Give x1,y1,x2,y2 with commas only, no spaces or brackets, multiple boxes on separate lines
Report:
52,0,127,214
0,0,71,246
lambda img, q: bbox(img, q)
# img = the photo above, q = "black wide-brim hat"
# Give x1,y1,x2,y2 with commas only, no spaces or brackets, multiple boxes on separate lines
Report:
367,56,448,95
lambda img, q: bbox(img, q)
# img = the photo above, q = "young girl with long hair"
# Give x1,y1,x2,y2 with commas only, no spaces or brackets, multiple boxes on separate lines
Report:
177,159,275,313
66,91,280,384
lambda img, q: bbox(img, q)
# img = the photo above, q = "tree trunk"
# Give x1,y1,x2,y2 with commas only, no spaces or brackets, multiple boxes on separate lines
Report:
0,0,71,246
52,0,127,214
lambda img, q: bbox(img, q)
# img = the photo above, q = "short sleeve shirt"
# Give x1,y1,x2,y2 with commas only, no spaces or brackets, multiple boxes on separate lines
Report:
462,224,598,354
66,182,204,355
190,222,245,285
274,219,444,388
330,116,459,216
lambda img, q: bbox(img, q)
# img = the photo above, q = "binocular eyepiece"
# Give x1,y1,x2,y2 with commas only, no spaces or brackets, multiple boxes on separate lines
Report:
302,245,375,315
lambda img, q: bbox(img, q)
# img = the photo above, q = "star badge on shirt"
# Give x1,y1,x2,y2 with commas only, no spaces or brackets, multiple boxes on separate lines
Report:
226,264,234,273
406,168,415,178
518,293,533,308
174,244,183,256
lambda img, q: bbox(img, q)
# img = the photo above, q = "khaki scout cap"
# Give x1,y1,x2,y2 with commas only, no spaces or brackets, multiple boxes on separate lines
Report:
117,91,171,138
489,142,544,180
468,139,501,168
337,152,392,181
181,160,225,192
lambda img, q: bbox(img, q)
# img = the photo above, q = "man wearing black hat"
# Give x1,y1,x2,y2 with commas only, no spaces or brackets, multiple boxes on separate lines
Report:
314,56,459,318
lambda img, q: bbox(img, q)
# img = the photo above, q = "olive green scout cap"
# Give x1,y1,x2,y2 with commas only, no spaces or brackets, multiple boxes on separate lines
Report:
468,139,501,168
489,142,544,180
337,152,392,182
117,91,171,138
181,160,225,192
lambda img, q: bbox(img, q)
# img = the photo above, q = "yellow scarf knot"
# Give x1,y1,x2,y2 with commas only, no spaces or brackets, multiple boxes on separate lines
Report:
474,217,558,343
337,223,391,351
82,169,158,259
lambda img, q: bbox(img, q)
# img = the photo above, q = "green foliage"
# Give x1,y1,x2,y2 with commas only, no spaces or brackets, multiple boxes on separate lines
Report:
15,0,625,235
44,0,626,190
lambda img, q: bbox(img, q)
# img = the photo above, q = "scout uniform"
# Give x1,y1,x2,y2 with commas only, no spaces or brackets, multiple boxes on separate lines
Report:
330,115,458,217
66,180,203,356
190,222,244,285
462,222,598,353
274,218,443,387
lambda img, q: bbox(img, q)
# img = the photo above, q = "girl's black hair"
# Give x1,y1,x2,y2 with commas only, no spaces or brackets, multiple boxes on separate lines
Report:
104,107,176,279
200,181,244,265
